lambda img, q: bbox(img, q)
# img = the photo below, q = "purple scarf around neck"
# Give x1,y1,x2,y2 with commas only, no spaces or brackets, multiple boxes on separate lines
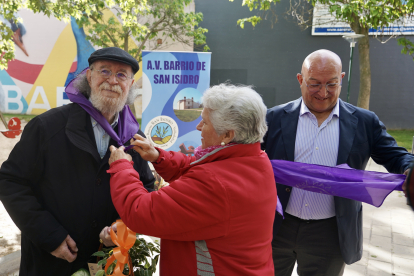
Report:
65,68,139,150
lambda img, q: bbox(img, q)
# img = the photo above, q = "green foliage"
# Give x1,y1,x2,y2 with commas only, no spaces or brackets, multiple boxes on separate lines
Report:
92,251,107,258
398,37,414,61
128,237,160,274
0,0,208,69
229,0,279,12
0,0,23,69
230,0,412,31
3,113,37,122
237,16,263,29
387,129,414,153
93,236,160,276
229,0,280,28
71,268,91,276
173,109,202,122
315,0,411,31
230,0,414,110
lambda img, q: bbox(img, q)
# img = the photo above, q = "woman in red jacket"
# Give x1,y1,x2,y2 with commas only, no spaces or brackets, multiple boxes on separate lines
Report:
108,83,277,276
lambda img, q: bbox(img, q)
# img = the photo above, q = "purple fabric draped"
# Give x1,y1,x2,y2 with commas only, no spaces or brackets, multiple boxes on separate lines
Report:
271,160,405,208
65,68,139,151
276,196,283,218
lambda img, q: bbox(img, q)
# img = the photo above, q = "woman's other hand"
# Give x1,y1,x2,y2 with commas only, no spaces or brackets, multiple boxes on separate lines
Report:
130,134,160,163
109,146,132,165
99,224,117,247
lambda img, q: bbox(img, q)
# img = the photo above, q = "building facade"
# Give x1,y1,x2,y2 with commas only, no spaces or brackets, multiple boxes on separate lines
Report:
177,97,201,110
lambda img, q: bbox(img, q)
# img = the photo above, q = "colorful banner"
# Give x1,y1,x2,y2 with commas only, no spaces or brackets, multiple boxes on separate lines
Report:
0,10,93,115
142,51,211,154
0,9,143,115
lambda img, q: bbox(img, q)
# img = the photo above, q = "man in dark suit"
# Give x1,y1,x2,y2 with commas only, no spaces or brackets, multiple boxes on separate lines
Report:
262,49,413,276
0,47,155,275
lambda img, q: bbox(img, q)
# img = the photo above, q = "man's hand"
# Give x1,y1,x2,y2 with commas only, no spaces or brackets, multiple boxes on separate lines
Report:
402,169,411,197
99,224,117,247
51,235,78,263
109,146,132,165
130,134,160,163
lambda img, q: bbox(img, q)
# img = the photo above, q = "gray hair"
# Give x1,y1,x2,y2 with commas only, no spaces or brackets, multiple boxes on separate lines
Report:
202,83,268,144
72,70,139,105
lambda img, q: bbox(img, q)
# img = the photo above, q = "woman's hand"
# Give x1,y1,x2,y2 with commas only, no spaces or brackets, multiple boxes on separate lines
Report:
130,134,160,162
109,146,132,165
99,224,117,247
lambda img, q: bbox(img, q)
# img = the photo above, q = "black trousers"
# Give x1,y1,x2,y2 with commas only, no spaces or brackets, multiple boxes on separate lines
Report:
272,213,345,276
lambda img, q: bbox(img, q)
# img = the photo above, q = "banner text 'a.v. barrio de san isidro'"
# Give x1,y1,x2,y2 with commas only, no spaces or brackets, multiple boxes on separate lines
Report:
142,51,211,154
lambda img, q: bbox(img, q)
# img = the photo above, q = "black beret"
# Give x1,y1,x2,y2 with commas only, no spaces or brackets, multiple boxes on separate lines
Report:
88,47,139,74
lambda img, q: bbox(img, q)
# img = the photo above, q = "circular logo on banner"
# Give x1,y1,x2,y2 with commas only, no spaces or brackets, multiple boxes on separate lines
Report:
144,116,179,150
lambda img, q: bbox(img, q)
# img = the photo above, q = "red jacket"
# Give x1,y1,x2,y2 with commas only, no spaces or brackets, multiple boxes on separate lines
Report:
108,142,277,275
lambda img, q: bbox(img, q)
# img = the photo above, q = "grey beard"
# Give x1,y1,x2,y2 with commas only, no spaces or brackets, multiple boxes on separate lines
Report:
73,73,140,105
90,91,127,115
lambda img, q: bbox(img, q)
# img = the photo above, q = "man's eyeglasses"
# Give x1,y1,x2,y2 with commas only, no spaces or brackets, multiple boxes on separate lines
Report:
91,68,133,82
302,77,342,93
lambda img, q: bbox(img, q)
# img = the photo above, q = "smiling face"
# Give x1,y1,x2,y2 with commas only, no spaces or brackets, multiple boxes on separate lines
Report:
87,60,134,117
196,108,225,149
298,50,345,117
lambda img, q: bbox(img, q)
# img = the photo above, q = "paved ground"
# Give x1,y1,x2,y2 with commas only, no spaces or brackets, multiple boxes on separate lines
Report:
1,131,413,276
0,122,23,260
344,159,414,276
0,122,22,276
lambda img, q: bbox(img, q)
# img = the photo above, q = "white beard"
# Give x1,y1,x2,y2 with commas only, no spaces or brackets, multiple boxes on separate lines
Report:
90,82,127,115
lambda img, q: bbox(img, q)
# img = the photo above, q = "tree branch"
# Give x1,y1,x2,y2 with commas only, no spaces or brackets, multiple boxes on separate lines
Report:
136,14,167,57
89,13,120,47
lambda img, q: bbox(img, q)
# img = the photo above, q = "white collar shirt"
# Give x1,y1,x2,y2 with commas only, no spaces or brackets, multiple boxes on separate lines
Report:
91,112,119,158
285,100,340,220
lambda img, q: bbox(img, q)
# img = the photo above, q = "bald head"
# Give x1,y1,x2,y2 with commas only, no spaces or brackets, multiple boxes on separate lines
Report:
297,49,345,120
302,49,342,77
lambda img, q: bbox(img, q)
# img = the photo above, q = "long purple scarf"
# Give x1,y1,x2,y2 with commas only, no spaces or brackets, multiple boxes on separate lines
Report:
271,160,405,208
65,68,139,150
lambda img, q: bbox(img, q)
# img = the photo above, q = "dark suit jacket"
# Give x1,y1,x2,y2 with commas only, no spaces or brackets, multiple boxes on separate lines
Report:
262,98,413,264
0,103,155,275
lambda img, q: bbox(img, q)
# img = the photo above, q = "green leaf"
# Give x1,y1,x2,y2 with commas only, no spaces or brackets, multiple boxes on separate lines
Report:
92,251,106,257
71,268,91,276
95,270,105,276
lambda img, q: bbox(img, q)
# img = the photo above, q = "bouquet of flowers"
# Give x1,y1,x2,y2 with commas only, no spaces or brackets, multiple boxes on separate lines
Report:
72,220,160,276
92,236,160,276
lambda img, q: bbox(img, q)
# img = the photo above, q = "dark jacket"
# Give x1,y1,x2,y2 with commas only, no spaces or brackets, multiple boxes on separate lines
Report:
262,98,413,264
0,103,154,275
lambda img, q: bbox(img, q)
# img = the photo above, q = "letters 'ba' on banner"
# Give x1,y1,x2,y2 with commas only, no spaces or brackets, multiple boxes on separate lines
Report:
142,51,211,154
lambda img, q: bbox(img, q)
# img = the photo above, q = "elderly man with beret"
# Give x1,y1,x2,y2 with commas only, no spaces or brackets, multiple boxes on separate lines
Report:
0,47,154,275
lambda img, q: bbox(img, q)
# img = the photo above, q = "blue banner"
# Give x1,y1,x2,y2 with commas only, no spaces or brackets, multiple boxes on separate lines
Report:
142,51,211,154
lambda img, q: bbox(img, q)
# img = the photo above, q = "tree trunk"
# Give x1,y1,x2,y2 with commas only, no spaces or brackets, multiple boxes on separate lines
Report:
350,21,371,110
124,32,129,52
356,29,371,110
